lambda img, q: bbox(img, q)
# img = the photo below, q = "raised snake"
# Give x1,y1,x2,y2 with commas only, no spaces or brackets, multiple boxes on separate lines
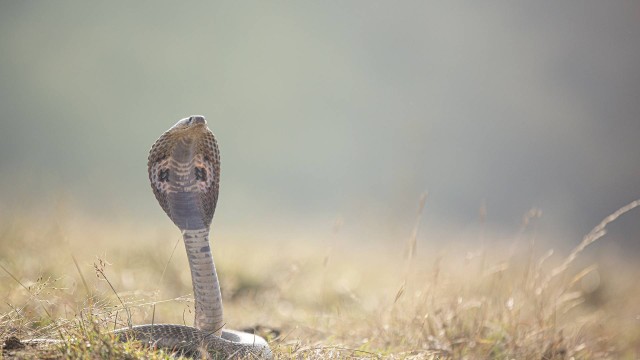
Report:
28,116,272,359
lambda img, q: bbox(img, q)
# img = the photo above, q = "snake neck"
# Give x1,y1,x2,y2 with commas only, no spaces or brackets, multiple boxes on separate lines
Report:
182,228,224,336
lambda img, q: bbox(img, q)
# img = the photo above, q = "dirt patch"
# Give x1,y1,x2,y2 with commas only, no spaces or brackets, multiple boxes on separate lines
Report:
3,336,25,350
2,337,59,360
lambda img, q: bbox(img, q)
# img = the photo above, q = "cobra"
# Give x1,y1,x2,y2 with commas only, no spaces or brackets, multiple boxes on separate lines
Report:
29,116,272,359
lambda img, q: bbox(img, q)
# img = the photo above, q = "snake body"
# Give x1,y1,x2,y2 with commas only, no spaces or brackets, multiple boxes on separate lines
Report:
28,116,272,359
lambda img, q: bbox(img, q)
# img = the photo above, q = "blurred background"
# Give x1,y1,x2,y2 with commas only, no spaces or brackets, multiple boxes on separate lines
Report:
0,1,638,253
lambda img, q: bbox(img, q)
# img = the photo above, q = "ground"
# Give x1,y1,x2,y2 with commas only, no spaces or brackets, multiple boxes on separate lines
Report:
1,203,639,359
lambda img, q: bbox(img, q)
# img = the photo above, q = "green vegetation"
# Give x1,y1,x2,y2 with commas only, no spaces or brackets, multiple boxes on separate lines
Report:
1,201,639,359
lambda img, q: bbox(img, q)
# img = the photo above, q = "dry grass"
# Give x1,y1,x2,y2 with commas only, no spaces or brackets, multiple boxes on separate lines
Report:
1,200,639,359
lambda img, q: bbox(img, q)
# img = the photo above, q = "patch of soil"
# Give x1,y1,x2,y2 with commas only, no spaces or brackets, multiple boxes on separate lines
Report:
3,336,25,350
2,336,59,360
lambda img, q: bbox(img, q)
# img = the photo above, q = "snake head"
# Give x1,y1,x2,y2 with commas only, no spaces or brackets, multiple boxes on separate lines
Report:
171,115,208,131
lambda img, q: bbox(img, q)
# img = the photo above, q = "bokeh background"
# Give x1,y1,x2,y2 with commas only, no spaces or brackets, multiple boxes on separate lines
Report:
1,2,639,252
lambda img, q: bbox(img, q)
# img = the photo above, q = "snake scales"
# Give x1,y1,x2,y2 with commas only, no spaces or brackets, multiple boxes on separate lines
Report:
28,116,272,359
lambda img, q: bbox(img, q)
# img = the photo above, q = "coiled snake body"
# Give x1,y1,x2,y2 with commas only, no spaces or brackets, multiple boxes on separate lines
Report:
30,116,272,359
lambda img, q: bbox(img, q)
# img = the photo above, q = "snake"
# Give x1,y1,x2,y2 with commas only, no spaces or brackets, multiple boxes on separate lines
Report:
26,116,272,359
